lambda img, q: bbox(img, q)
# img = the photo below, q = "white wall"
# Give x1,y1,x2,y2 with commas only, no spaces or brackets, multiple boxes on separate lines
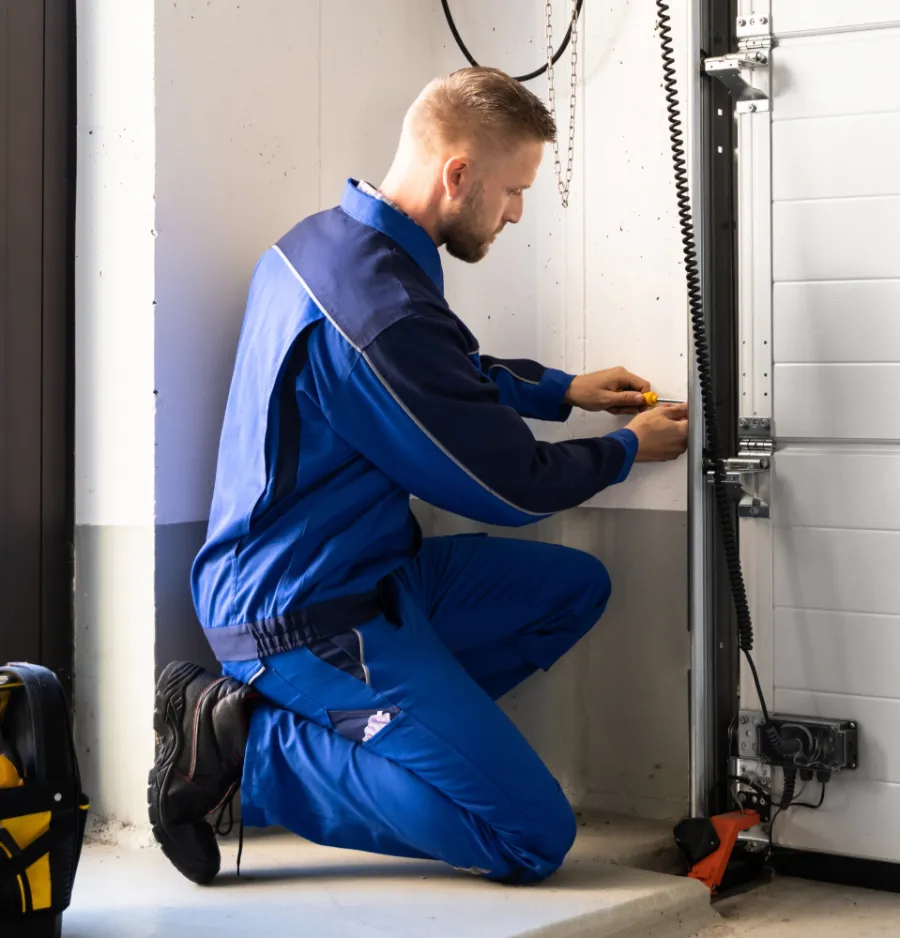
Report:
75,0,691,826
75,0,156,528
154,1,325,525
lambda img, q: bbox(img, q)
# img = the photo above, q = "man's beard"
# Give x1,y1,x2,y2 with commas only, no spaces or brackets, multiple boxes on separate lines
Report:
439,183,501,264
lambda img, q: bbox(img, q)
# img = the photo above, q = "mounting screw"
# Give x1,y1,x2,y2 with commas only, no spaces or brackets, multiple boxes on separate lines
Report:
747,103,757,112
737,17,746,27
740,715,749,724
761,418,770,428
760,15,768,24
750,506,760,517
738,792,746,802
54,793,62,803
739,418,748,428
850,763,857,769
850,723,857,729
755,52,767,63
750,17,757,25
741,742,748,752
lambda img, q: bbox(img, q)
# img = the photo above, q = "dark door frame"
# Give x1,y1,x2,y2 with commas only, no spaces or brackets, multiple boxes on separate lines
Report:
0,0,75,694
697,0,741,815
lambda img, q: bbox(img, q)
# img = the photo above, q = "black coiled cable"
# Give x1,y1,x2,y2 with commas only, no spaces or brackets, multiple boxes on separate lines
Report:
655,0,782,746
441,0,584,84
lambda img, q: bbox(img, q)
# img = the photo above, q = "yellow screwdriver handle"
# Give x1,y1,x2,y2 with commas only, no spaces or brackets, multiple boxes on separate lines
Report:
643,392,683,407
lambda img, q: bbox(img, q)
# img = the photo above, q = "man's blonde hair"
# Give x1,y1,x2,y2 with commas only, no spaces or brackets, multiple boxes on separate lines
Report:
410,67,557,152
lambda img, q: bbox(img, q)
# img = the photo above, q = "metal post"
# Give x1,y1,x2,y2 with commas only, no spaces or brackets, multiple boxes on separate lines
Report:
687,0,715,819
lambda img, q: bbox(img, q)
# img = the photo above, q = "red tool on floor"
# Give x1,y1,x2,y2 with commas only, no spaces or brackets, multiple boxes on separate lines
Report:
675,810,762,893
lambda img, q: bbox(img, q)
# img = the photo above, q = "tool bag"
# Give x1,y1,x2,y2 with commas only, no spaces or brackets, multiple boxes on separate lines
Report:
0,664,89,938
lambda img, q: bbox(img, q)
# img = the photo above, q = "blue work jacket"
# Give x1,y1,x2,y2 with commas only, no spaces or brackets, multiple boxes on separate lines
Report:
192,180,638,661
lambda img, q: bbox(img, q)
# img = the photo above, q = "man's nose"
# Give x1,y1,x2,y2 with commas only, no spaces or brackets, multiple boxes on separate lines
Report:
504,203,523,225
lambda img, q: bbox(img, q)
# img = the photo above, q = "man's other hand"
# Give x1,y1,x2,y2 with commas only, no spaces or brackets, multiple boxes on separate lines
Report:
564,367,651,414
627,404,689,462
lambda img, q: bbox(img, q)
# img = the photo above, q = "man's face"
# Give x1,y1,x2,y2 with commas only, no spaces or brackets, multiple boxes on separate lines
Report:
438,139,544,263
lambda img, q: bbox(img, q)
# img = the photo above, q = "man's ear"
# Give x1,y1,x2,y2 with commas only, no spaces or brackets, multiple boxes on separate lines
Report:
442,156,469,200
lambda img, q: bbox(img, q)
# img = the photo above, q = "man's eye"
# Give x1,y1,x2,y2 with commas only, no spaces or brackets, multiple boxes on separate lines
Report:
510,189,523,196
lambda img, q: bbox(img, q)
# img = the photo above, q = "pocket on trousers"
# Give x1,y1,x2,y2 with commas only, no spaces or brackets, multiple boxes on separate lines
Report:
327,706,401,744
306,629,371,684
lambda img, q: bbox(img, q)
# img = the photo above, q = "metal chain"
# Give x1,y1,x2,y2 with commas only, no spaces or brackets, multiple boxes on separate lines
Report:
545,0,579,208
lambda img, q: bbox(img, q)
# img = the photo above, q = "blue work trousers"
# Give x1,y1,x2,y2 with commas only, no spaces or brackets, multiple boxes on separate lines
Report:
224,535,611,884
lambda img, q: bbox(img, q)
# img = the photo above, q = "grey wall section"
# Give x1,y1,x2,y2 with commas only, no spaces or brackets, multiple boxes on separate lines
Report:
74,521,214,827
414,504,690,822
154,521,218,678
576,509,690,820
74,524,156,826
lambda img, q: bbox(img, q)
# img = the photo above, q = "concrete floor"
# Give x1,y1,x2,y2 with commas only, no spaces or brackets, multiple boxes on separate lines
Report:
64,813,718,938
67,812,900,938
689,877,900,938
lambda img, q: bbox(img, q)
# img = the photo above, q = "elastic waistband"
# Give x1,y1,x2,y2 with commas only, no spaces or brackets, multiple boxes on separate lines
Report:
203,589,384,662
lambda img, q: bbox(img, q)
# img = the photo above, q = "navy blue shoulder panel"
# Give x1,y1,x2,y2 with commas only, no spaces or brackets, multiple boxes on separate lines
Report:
277,207,449,351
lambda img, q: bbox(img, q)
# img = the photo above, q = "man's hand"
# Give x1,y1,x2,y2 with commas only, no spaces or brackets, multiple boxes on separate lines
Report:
627,404,689,462
564,367,651,414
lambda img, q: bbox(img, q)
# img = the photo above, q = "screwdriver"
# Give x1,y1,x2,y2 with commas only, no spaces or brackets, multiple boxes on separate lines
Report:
642,391,683,407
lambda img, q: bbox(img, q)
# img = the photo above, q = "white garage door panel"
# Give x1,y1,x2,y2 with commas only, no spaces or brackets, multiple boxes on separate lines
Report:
773,31,900,121
741,7,900,863
772,1,900,36
774,282,900,363
776,609,900,700
773,777,900,859
773,115,900,202
776,690,900,784
773,198,900,283
774,450,900,529
774,527,900,615
775,365,900,440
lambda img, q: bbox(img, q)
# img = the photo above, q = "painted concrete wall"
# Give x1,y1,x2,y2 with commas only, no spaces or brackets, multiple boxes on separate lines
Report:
74,0,158,828
74,0,690,827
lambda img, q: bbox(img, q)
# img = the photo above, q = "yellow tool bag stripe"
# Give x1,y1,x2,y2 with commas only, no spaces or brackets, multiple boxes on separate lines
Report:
0,812,52,912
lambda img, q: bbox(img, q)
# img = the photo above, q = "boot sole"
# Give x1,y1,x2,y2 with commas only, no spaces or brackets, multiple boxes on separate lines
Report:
147,661,220,885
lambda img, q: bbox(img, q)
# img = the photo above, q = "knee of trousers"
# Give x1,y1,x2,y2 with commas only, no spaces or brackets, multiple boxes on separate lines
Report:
522,551,612,672
497,791,578,884
563,550,612,630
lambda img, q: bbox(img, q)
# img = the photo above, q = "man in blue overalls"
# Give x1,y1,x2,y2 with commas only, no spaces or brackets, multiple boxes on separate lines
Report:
148,67,688,887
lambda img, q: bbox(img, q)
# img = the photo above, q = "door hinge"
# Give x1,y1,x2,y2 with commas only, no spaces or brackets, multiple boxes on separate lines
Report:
706,421,774,518
703,38,773,113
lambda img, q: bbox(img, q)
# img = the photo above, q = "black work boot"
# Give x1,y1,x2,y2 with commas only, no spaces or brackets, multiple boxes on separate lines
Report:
148,661,256,885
